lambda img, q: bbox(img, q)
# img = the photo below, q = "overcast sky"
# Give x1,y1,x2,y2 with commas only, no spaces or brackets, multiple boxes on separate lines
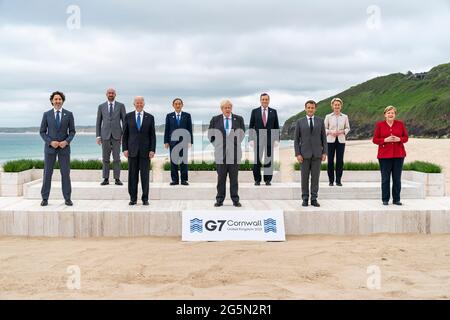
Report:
0,0,449,127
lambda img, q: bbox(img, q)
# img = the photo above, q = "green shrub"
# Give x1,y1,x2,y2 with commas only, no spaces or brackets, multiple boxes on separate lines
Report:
293,160,441,173
403,161,442,173
2,159,36,172
163,160,281,171
2,159,151,172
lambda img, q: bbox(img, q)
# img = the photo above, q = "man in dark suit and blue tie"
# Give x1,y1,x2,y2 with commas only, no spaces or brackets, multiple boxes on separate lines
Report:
122,96,156,206
249,93,280,186
164,98,193,186
208,99,246,207
39,91,76,206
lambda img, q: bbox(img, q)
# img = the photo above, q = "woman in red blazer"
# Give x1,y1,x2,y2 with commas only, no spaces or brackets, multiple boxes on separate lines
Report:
372,106,408,206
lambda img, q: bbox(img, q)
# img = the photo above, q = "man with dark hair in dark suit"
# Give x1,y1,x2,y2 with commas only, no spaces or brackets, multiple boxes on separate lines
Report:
294,100,328,207
164,98,193,186
208,99,245,207
122,96,156,206
40,91,76,207
249,93,280,186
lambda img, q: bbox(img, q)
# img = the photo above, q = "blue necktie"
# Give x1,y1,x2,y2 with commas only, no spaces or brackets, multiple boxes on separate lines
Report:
56,111,61,129
176,114,180,126
225,117,230,135
109,103,113,118
309,117,313,133
137,113,141,131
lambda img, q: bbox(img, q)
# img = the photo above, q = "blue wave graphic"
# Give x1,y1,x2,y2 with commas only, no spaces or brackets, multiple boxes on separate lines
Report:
190,218,203,233
264,218,277,233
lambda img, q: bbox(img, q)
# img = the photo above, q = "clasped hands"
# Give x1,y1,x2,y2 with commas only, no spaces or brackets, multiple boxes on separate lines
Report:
384,135,401,143
328,130,344,137
50,141,68,149
296,154,327,164
123,150,155,160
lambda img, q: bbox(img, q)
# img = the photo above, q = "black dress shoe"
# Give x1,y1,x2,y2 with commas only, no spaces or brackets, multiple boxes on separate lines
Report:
233,202,242,207
170,182,179,186
181,181,189,186
336,182,343,187
254,181,261,186
393,201,403,206
129,201,137,206
311,200,320,207
382,201,389,206
302,200,309,207
265,181,271,186
101,179,109,186
65,200,73,206
142,200,149,206
214,202,223,207
115,179,123,186
329,182,334,186
41,200,48,207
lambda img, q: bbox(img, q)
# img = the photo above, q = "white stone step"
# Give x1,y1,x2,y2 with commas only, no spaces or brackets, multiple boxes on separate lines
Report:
1,197,449,237
22,179,425,200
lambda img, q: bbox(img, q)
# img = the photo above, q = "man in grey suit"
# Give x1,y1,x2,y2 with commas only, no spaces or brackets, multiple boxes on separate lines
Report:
96,88,127,186
294,100,328,207
208,99,246,207
39,91,76,206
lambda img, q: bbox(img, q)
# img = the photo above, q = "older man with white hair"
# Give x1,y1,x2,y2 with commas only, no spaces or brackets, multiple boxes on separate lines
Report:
208,99,245,207
122,96,156,206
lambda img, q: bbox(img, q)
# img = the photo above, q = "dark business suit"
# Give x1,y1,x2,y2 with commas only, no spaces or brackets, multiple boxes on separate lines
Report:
122,111,156,202
208,114,245,204
39,108,76,201
163,111,193,183
294,116,328,202
96,101,127,180
249,107,280,183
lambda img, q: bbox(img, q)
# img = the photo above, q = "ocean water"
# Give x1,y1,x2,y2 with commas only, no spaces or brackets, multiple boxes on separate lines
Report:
0,133,293,163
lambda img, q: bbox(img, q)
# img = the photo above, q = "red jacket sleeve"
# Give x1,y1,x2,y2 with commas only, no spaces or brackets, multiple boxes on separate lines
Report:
372,122,384,145
400,121,409,143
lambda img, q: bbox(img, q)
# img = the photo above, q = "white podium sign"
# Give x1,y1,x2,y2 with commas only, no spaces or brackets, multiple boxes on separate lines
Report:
182,210,286,241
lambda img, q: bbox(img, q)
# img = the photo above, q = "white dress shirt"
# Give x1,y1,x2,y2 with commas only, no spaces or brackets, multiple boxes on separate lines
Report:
306,115,315,128
135,110,144,124
223,114,233,133
53,108,63,119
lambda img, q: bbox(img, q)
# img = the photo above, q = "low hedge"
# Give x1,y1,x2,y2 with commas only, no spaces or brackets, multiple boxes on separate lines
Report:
2,159,152,172
163,160,281,171
293,161,441,173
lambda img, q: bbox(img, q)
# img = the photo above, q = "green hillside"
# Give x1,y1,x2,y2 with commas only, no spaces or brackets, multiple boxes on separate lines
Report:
281,63,450,140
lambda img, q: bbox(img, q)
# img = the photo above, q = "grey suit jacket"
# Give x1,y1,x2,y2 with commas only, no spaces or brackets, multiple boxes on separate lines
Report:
294,116,328,159
39,108,76,155
96,101,126,140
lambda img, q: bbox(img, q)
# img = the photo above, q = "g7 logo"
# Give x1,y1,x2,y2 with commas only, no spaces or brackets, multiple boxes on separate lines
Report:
205,220,227,231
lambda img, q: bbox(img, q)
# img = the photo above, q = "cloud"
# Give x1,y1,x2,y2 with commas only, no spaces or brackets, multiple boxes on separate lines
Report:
0,0,449,126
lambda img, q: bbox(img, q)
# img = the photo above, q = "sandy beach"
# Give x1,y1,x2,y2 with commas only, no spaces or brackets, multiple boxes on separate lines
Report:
1,138,449,299
1,235,450,299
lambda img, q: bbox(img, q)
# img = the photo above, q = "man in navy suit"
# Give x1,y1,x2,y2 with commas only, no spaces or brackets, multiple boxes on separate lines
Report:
249,93,280,186
164,98,193,185
39,91,76,206
122,96,156,206
208,100,245,207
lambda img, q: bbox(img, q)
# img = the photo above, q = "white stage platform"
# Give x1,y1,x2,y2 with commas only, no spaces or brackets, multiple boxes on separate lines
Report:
1,197,449,237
